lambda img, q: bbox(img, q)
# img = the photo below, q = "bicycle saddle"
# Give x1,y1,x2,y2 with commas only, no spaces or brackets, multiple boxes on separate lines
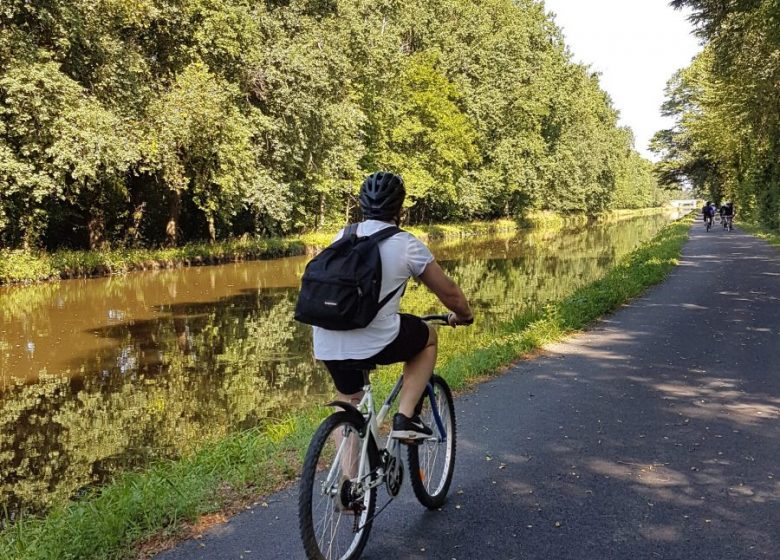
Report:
337,359,377,372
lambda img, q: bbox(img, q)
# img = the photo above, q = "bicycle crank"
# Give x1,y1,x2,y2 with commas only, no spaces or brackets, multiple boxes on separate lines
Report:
384,451,404,497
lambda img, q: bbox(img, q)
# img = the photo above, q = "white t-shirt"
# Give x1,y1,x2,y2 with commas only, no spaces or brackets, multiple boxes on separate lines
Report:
312,220,435,360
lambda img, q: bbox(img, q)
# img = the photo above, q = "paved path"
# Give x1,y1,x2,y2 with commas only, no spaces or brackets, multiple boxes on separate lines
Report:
157,224,780,560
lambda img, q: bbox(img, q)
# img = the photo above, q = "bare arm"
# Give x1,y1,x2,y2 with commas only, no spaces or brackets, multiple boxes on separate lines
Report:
418,261,473,323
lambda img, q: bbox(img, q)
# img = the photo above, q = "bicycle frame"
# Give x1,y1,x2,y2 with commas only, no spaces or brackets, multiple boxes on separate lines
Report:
322,373,448,499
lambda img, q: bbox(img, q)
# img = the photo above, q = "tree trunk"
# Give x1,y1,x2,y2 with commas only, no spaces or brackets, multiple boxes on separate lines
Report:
166,190,181,246
207,213,216,243
88,214,106,250
345,196,352,224
318,192,325,229
20,213,42,250
129,202,146,247
127,177,146,247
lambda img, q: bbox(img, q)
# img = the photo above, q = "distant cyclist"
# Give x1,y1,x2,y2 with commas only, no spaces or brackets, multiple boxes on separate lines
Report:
312,172,473,441
722,201,735,230
702,201,715,230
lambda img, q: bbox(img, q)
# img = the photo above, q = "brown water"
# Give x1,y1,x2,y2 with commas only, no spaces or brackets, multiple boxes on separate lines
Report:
0,212,681,517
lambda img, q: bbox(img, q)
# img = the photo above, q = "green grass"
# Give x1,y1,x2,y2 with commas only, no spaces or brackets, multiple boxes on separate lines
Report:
295,218,520,248
296,208,666,248
0,215,692,560
0,220,518,284
0,238,305,285
740,222,780,247
0,209,669,285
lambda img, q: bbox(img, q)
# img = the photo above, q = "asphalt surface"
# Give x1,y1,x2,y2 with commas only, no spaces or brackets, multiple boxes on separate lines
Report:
157,223,780,560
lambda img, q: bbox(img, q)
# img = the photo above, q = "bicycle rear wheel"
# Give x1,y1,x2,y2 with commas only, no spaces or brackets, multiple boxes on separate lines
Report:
299,412,377,560
408,375,457,509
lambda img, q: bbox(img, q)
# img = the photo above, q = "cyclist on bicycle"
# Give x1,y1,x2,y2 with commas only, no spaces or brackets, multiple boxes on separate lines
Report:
702,201,715,228
312,172,473,442
722,201,735,229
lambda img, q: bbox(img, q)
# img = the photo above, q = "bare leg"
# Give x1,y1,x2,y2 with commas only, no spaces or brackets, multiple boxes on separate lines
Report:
398,324,437,417
334,391,363,478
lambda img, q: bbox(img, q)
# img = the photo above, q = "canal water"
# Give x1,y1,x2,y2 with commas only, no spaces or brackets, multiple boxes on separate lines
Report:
0,212,681,517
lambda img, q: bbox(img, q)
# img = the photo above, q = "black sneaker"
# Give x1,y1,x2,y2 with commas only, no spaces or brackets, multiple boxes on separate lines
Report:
390,413,433,442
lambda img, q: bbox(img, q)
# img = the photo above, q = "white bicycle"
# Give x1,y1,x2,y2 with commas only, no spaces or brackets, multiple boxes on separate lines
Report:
298,314,461,560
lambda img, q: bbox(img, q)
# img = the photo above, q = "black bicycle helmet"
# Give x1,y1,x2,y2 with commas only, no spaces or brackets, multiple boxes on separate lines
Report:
359,172,405,221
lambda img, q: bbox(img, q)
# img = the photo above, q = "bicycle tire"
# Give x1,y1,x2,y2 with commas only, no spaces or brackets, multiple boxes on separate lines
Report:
299,412,377,560
408,375,457,509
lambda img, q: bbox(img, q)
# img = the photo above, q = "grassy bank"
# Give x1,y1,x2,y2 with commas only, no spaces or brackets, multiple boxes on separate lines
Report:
520,207,671,230
0,209,666,285
740,222,780,247
299,207,668,249
295,218,520,249
0,238,305,286
0,215,692,560
0,220,519,285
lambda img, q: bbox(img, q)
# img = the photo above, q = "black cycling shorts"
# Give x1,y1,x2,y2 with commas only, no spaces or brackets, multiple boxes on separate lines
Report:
322,314,431,395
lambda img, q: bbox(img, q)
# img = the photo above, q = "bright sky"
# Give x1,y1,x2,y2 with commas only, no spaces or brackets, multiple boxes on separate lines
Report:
542,0,701,160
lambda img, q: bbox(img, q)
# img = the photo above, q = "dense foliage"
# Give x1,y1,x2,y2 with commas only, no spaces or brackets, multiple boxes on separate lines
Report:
0,0,661,250
653,0,780,229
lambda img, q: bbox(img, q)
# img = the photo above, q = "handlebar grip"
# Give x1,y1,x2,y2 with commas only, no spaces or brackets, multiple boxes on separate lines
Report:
420,313,474,326
421,314,450,324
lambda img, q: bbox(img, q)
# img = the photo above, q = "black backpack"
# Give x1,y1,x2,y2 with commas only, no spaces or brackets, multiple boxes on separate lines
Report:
294,224,404,330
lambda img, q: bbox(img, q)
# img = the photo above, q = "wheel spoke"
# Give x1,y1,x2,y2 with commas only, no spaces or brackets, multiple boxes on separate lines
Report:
300,414,375,560
409,377,456,508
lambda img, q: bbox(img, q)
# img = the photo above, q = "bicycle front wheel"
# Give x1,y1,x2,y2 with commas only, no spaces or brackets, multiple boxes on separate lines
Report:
408,375,457,509
299,412,377,560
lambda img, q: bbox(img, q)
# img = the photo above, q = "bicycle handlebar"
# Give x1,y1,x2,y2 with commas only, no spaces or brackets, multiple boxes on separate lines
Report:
421,313,474,326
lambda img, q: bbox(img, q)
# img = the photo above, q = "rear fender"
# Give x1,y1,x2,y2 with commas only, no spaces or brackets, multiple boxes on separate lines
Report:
326,401,366,436
325,401,380,466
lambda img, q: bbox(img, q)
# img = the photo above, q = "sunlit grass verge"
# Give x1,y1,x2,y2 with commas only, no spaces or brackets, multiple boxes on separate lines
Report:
0,209,668,285
518,207,671,231
0,220,517,285
0,238,305,285
0,216,691,560
740,222,780,248
296,218,520,249
299,208,667,249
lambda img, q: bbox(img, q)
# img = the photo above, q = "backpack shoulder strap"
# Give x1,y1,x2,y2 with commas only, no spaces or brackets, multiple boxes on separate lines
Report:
377,279,405,310
370,225,404,309
367,225,403,243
